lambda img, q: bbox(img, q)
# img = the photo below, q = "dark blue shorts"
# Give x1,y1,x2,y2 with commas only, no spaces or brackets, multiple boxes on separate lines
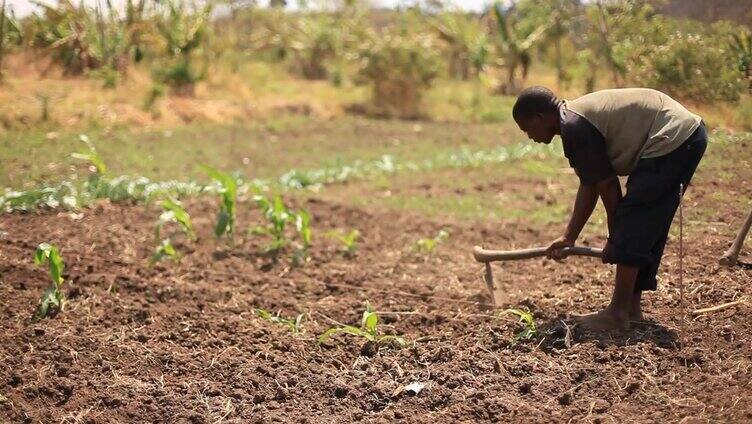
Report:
603,123,707,292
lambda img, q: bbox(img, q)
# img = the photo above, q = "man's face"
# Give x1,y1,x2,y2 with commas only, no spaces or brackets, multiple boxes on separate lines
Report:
516,115,555,144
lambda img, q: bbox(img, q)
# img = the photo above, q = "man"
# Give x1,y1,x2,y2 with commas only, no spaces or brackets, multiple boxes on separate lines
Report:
512,87,707,330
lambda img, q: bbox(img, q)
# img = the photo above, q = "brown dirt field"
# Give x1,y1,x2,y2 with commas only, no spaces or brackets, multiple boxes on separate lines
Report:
1,153,752,423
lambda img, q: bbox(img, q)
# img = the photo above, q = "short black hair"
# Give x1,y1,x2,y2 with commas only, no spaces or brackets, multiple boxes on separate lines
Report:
512,86,560,122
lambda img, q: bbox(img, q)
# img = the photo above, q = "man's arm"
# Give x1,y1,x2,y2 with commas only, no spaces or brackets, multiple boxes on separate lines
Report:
547,183,599,258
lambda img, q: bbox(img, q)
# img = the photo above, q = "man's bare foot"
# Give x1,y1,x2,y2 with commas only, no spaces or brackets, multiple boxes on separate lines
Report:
574,308,630,331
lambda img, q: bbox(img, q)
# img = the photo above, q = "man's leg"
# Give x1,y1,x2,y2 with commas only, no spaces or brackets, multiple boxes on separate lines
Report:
630,132,707,321
577,263,638,330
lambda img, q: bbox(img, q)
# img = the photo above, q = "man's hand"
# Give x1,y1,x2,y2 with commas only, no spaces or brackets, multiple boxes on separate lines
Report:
547,235,575,260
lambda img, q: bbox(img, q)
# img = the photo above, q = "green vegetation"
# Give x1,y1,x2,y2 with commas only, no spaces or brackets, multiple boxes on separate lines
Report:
250,193,311,255
318,301,408,348
33,243,65,321
151,237,179,264
202,165,237,240
501,309,537,343
328,229,360,258
254,308,305,334
153,0,212,95
155,197,195,240
151,197,194,264
413,229,450,254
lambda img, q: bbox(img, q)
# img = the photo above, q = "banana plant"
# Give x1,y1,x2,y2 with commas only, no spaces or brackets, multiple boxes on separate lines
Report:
0,0,22,79
492,1,551,94
431,12,489,80
153,0,211,94
33,243,66,321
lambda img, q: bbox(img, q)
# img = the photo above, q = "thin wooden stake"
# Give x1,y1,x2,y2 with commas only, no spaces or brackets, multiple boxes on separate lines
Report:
679,183,685,346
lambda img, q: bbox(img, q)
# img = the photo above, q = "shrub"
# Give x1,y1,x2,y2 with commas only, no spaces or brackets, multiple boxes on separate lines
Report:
359,29,441,119
616,20,746,102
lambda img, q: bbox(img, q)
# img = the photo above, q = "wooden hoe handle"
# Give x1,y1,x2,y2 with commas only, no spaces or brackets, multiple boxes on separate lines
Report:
473,245,603,263
719,208,752,267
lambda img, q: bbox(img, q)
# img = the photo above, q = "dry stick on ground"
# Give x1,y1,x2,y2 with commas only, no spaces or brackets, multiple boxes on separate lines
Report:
691,297,748,316
719,208,752,267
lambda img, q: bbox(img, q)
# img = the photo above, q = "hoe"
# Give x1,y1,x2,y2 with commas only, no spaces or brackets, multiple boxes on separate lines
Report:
719,208,752,267
473,244,603,306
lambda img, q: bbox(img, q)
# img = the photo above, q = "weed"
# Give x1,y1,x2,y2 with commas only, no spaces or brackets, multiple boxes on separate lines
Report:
413,229,449,254
318,301,408,349
327,229,360,257
202,165,237,240
254,308,305,334
501,309,537,343
33,243,65,321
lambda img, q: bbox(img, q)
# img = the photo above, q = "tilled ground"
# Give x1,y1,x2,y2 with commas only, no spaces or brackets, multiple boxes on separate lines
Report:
1,180,751,422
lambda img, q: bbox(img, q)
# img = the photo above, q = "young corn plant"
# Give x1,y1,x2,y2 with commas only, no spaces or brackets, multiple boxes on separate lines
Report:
501,308,537,344
413,229,449,254
33,243,66,321
254,308,305,334
155,197,196,241
151,197,194,265
318,301,408,351
151,237,178,264
250,194,291,252
327,229,360,258
251,194,312,255
202,165,237,240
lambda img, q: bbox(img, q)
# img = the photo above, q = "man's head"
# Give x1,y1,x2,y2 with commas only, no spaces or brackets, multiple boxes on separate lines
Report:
512,86,561,144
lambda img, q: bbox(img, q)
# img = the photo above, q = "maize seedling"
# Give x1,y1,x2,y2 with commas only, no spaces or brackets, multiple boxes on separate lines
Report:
151,238,179,264
327,229,360,257
254,308,305,334
155,197,196,241
202,165,237,240
33,243,66,321
501,308,537,344
413,229,449,254
318,301,408,351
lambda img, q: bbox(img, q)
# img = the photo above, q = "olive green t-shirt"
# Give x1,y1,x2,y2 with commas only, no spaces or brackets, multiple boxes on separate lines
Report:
565,88,702,175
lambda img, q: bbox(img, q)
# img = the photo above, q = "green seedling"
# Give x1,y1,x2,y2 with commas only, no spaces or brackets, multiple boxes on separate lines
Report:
413,229,449,254
251,194,291,251
295,209,312,250
33,243,65,321
155,197,196,241
151,238,179,264
318,301,408,348
254,308,305,334
71,134,107,175
327,229,360,257
202,165,237,239
501,308,537,343
251,194,312,254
